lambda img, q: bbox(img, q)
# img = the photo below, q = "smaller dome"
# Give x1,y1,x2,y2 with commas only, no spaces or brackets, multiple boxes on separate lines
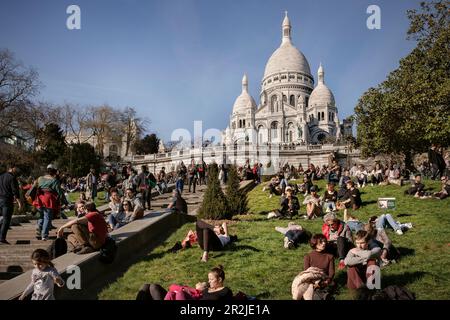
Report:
308,83,335,107
308,64,335,107
232,74,257,114
232,92,257,114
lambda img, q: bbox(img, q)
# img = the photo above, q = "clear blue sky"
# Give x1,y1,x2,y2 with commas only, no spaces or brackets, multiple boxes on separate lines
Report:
0,0,422,142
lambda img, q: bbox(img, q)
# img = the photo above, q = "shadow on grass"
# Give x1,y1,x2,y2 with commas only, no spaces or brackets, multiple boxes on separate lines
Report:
381,271,427,288
230,244,261,252
362,200,378,206
396,213,415,217
397,247,415,258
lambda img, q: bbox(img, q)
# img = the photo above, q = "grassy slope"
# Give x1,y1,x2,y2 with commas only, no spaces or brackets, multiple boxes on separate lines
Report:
99,179,449,300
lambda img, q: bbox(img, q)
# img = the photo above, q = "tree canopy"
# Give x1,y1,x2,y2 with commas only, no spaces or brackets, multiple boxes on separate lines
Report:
354,1,450,168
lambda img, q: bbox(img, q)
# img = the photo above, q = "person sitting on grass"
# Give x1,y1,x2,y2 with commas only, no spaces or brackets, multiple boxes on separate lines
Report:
364,222,400,267
302,185,322,220
301,234,336,299
433,175,450,200
136,265,233,301
337,180,362,222
322,182,338,213
322,212,353,270
19,249,65,300
345,214,366,233
404,173,425,197
262,176,281,198
274,187,300,219
344,230,381,290
57,202,108,254
196,220,236,262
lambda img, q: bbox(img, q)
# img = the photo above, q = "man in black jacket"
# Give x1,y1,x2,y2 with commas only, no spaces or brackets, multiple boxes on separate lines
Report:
0,164,23,244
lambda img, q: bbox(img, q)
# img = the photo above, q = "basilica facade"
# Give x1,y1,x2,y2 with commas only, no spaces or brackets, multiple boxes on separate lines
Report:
222,12,343,146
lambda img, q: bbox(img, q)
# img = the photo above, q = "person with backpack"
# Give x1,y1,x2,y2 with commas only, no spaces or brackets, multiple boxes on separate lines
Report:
57,202,108,254
34,164,66,241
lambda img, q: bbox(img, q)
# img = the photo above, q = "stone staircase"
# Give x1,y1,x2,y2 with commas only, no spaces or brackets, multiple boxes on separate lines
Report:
0,185,206,285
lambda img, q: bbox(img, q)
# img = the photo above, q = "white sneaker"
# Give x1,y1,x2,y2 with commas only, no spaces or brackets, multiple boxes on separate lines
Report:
262,187,266,192
269,194,273,198
396,229,403,235
405,223,413,229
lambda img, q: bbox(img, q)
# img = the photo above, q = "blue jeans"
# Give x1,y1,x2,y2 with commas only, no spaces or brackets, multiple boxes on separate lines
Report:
0,198,14,241
322,201,337,212
376,214,400,231
176,178,184,194
347,220,365,232
108,213,127,230
37,207,53,238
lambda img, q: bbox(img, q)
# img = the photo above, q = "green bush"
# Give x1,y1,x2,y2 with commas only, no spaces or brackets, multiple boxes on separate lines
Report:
198,163,230,220
225,165,248,216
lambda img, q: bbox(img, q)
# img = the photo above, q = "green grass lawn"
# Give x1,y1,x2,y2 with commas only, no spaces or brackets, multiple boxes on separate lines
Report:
98,179,450,300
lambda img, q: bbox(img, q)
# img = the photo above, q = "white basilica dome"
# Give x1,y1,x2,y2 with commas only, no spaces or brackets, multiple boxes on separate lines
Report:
263,43,312,79
308,63,335,107
232,74,257,114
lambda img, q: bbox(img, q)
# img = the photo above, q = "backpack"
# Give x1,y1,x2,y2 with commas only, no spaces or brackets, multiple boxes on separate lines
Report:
99,237,118,264
383,285,415,300
47,238,68,259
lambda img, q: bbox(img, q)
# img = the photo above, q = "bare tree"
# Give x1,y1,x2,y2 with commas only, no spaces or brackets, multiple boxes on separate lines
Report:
120,106,148,156
84,105,122,157
0,49,40,139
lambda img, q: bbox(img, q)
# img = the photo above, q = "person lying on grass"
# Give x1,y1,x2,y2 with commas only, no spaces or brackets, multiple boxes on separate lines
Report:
136,265,233,300
196,220,237,262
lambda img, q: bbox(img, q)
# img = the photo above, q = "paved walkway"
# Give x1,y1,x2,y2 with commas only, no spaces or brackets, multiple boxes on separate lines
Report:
0,185,206,284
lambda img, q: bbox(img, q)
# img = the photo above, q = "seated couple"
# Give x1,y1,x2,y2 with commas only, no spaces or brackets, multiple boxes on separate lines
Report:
136,265,233,301
108,189,144,230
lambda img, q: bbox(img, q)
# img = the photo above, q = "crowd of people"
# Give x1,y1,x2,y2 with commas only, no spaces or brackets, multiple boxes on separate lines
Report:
0,144,448,300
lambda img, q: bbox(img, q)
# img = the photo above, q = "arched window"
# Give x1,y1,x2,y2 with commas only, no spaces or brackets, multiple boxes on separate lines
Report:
317,112,320,121
271,95,277,113
305,96,309,107
239,120,242,128
232,122,236,129
289,95,295,106
243,119,246,127
270,121,278,142
322,112,325,121
258,125,264,144
283,95,287,103
287,123,294,142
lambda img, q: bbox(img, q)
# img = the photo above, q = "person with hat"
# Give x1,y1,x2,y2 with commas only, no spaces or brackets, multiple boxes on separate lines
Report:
322,212,353,270
302,185,322,219
0,163,23,244
34,164,66,240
